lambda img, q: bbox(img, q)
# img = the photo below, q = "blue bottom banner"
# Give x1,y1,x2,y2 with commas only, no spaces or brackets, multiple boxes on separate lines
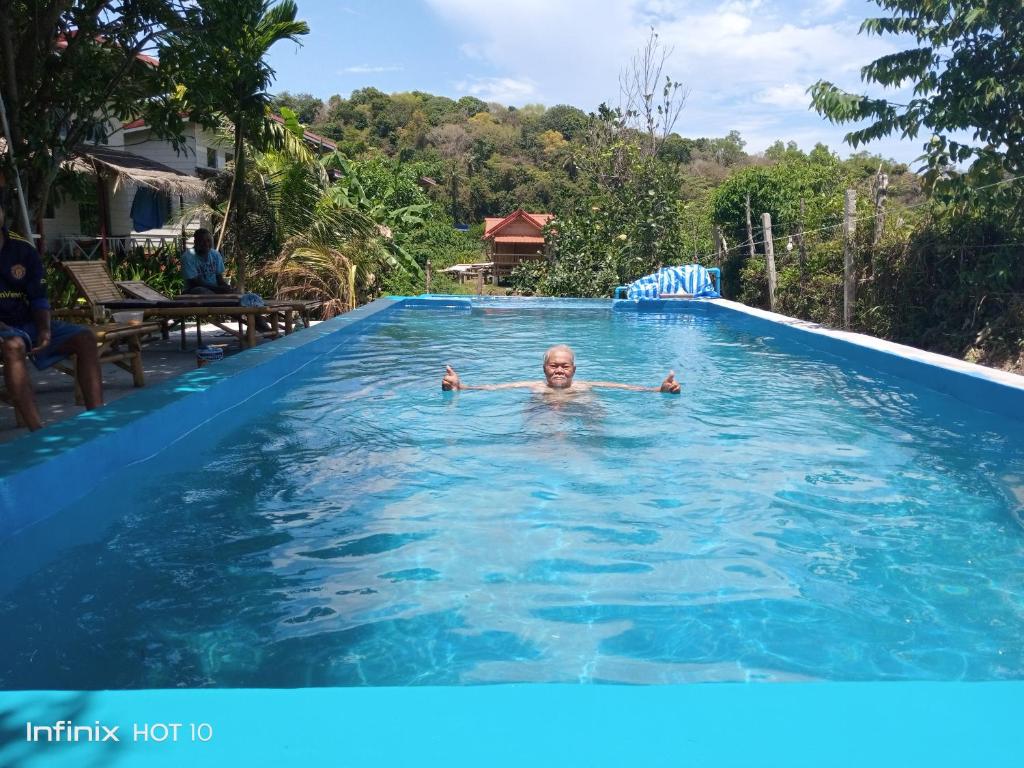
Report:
0,683,1017,767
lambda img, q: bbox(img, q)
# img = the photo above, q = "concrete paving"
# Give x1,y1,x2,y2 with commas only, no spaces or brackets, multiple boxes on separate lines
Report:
0,322,306,444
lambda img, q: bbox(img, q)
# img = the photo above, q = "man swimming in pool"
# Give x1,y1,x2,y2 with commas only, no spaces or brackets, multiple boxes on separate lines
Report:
441,344,681,394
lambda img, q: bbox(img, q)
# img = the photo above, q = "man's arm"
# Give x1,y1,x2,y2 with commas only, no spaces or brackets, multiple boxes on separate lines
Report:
23,248,52,351
30,307,52,351
441,365,536,391
586,371,681,394
213,251,234,291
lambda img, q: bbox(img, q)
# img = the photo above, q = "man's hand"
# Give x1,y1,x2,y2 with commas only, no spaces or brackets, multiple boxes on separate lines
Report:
32,326,51,354
659,370,681,394
442,364,462,391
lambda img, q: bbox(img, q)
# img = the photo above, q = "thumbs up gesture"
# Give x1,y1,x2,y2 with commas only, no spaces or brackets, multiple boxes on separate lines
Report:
442,364,462,391
659,370,681,394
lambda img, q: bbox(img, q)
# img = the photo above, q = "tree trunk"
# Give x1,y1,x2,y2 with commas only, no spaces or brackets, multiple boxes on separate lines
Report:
219,121,247,291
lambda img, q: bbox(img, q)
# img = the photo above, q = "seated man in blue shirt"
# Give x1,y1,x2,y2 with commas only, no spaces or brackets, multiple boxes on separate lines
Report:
181,227,271,332
181,228,234,294
0,208,103,430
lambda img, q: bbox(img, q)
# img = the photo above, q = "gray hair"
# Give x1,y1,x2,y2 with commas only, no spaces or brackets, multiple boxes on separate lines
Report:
542,344,575,365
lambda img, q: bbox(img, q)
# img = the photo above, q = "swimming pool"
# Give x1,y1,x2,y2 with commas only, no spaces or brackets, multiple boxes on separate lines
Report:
1,297,1023,688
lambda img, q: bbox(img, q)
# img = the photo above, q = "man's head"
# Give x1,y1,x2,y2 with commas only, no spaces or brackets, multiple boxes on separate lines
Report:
193,228,213,255
542,344,576,389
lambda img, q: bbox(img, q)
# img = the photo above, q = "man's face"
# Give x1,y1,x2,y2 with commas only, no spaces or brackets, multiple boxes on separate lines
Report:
543,350,576,389
195,232,212,254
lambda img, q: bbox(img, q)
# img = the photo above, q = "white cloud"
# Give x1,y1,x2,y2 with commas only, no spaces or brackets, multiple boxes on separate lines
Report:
811,0,845,17
456,77,539,104
341,64,404,74
422,0,921,160
756,83,812,109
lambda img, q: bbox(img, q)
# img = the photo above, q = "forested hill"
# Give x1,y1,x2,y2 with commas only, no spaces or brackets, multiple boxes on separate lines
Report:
272,87,917,227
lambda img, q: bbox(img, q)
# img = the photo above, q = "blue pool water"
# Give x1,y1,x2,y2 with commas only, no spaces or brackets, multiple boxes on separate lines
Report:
2,304,1023,688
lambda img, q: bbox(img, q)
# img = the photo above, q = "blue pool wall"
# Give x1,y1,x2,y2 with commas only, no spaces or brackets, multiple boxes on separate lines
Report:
1,294,1023,541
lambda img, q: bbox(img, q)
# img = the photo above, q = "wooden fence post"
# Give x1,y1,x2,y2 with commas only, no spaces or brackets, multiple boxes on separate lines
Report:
762,212,777,311
713,226,724,265
425,259,432,294
843,189,857,329
475,270,483,296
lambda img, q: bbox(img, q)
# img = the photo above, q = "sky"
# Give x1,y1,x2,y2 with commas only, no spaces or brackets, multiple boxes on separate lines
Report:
266,0,925,164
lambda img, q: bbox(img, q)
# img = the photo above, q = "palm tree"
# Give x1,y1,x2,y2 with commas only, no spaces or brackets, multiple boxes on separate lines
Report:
170,0,308,290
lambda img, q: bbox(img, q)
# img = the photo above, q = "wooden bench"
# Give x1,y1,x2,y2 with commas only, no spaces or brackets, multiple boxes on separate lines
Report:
54,320,163,403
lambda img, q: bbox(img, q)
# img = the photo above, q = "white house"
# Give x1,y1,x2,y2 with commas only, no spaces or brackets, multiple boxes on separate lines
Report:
45,114,338,257
43,117,221,257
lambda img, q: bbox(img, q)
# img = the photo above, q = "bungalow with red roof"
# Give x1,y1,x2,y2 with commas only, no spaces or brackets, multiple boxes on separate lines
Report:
482,209,554,282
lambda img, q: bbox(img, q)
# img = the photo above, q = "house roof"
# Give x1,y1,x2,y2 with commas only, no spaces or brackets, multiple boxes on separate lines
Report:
493,235,545,244
268,114,337,152
482,209,554,240
118,114,338,152
69,145,208,195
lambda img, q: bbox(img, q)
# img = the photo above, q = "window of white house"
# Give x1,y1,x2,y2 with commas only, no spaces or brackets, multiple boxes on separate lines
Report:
206,147,217,168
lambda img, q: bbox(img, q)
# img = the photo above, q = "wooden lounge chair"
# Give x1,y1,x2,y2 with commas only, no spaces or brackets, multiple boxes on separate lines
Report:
60,261,280,350
118,281,301,347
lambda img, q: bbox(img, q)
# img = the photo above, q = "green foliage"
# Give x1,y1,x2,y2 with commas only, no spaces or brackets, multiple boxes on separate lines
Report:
542,138,689,297
508,260,548,296
857,204,1024,365
537,105,591,140
272,91,324,124
45,243,184,309
712,147,852,299
456,96,489,118
0,0,192,225
809,0,1024,213
169,0,309,288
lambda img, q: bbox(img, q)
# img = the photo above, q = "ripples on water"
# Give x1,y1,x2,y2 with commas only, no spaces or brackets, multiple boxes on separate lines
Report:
1,306,1023,688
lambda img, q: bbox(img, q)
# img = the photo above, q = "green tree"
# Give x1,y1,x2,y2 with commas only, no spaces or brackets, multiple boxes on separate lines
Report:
537,104,590,140
0,0,188,230
272,91,323,124
712,149,850,306
456,96,488,119
540,136,688,297
809,0,1024,208
170,0,309,290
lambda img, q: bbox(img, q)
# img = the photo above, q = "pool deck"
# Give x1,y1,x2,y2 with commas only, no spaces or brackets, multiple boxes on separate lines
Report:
0,321,319,445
